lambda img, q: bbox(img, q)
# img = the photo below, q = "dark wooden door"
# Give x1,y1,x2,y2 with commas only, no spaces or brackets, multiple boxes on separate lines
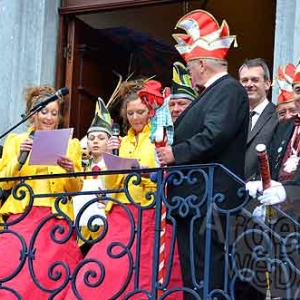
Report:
57,0,190,139
61,17,97,138
62,17,124,139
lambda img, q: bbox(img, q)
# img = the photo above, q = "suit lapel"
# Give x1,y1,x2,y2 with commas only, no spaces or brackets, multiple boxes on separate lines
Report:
247,102,275,144
273,119,295,175
275,120,295,159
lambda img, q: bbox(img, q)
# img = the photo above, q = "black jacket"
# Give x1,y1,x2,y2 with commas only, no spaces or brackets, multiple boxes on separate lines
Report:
268,117,300,206
245,101,278,180
168,74,249,214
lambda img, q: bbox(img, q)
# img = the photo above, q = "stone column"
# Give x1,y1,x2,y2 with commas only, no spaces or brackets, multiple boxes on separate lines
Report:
272,0,300,102
0,0,60,138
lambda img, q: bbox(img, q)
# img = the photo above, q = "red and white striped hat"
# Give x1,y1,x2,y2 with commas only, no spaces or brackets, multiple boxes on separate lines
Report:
293,62,300,85
172,10,237,62
276,63,295,105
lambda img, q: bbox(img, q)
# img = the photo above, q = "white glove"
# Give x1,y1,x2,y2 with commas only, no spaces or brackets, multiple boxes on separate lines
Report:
245,180,262,198
258,180,286,205
252,205,266,222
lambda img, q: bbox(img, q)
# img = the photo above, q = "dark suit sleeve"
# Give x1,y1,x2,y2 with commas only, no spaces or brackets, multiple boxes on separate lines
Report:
267,119,295,180
284,184,300,203
283,161,300,204
281,182,300,219
172,83,248,164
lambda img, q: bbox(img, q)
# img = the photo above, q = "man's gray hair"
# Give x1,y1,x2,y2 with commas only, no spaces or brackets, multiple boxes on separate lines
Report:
239,58,271,81
203,58,228,70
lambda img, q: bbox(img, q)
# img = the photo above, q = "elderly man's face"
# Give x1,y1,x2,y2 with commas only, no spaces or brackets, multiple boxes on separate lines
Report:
187,59,206,92
293,83,300,112
169,98,191,122
277,101,298,122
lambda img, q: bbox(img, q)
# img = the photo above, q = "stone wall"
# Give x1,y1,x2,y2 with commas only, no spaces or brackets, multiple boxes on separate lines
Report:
272,0,300,102
0,0,60,140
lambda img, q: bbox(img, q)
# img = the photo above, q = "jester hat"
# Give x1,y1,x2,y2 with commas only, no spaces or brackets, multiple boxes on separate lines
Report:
170,61,197,101
138,80,164,117
87,97,112,136
276,63,295,105
173,10,237,62
293,62,300,85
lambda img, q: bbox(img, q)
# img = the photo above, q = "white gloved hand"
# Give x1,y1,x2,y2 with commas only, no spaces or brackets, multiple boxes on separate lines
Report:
252,205,266,222
245,180,263,198
258,180,286,205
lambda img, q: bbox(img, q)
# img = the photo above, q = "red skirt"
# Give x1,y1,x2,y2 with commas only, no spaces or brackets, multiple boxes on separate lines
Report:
65,204,183,299
0,207,82,299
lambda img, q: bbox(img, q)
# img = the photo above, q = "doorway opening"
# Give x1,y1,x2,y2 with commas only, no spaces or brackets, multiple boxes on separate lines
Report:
58,0,276,138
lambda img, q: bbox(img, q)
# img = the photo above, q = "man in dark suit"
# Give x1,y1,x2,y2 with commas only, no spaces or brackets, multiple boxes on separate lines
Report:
248,62,300,217
156,10,249,299
236,61,298,300
239,58,278,181
237,60,278,298
244,64,300,299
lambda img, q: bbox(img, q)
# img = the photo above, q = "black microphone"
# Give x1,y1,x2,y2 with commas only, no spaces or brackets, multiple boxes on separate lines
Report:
29,87,69,113
111,123,120,156
18,131,35,170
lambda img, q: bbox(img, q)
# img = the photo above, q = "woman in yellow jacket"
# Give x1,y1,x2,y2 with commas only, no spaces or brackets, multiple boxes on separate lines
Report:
0,86,83,299
65,80,182,299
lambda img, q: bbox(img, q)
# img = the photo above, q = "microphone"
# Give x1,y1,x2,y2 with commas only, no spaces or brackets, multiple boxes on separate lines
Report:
18,131,35,170
111,123,120,156
29,87,69,112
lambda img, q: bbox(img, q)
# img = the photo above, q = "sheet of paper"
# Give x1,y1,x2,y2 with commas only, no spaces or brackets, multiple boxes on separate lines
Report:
103,152,140,170
29,128,73,166
72,179,106,226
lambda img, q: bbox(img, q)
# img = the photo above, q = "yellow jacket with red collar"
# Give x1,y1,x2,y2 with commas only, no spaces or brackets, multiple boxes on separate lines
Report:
104,123,156,213
0,127,83,219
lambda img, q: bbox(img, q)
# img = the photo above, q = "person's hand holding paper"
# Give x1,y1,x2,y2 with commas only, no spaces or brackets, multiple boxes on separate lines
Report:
29,128,74,169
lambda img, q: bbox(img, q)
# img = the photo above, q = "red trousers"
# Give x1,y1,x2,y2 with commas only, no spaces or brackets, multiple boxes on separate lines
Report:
0,207,82,299
65,204,183,299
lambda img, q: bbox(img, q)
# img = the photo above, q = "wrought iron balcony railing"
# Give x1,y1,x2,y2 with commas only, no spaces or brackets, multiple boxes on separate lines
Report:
0,164,299,299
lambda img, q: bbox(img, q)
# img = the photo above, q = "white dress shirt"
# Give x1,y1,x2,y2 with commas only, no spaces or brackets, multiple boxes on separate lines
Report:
250,98,269,130
204,72,228,89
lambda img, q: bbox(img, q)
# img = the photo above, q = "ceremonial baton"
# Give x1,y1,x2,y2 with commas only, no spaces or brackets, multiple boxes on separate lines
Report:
256,143,274,300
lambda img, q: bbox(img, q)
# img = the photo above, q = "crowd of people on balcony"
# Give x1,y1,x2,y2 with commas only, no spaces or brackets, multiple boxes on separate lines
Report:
0,7,300,300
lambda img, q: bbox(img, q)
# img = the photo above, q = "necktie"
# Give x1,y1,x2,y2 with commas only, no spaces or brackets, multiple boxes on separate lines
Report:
92,165,101,179
248,111,256,132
